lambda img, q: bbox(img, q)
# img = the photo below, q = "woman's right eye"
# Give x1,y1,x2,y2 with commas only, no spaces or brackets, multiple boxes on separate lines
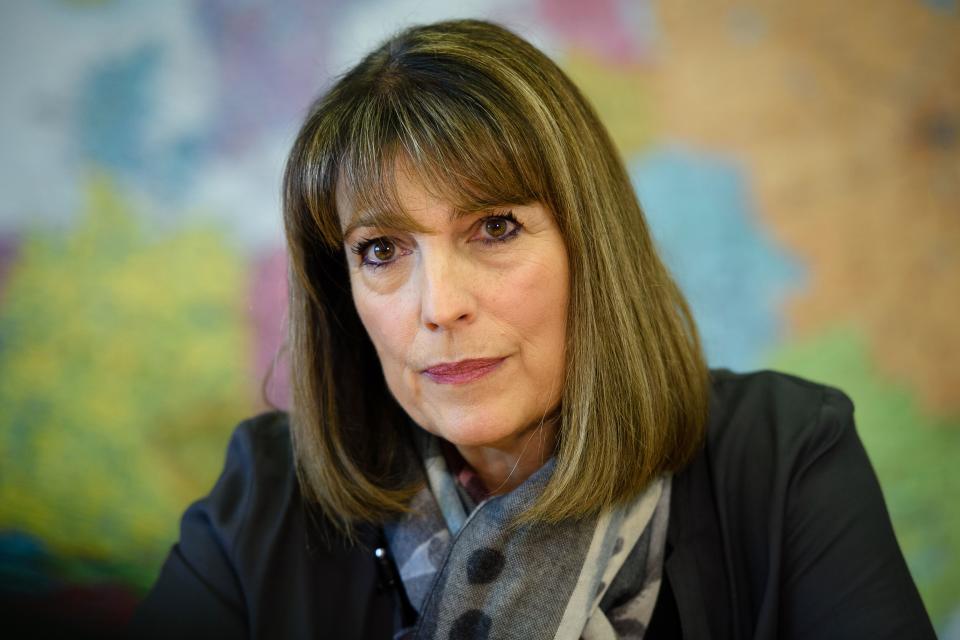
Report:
351,237,400,268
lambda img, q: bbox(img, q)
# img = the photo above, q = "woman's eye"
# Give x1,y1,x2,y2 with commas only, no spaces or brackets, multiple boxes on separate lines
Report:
484,218,509,238
369,239,395,262
478,214,521,242
351,237,400,268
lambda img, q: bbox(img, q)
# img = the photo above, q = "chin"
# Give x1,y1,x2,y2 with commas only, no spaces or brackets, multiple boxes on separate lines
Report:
428,411,535,449
438,426,509,448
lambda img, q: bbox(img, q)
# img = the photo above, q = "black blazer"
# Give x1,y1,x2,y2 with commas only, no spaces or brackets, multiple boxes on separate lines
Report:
130,370,936,639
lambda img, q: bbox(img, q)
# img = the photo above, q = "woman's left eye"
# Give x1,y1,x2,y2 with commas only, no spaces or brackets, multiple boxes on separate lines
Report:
476,213,522,244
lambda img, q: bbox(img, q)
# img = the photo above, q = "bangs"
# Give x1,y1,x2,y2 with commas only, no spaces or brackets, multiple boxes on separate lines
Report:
326,72,550,244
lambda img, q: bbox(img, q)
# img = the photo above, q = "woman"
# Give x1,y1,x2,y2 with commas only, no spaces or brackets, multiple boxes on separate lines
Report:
131,19,935,639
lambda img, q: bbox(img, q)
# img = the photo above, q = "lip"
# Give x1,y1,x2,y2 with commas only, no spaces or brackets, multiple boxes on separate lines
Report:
421,357,506,385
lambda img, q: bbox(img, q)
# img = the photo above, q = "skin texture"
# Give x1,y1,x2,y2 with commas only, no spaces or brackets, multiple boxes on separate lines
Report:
339,171,569,495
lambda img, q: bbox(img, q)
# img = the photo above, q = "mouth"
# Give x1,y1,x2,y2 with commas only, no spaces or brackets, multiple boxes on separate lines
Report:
421,357,506,385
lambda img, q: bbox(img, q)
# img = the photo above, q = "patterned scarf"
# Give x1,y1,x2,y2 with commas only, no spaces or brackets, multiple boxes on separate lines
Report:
384,430,671,639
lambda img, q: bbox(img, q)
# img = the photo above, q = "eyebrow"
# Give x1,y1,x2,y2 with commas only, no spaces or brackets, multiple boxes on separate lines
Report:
341,207,479,241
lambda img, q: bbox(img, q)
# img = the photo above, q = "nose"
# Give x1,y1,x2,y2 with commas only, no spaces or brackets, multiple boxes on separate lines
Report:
418,249,476,332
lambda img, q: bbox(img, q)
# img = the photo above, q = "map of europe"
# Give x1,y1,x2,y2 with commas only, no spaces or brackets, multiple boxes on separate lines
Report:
1,0,958,635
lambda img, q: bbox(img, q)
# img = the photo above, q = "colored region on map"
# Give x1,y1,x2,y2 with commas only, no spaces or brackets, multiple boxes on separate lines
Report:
195,0,338,153
538,0,656,63
0,178,252,585
560,51,657,158
631,145,802,371
646,1,960,413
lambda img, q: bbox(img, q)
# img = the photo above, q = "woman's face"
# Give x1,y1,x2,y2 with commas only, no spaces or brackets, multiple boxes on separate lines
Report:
340,171,569,450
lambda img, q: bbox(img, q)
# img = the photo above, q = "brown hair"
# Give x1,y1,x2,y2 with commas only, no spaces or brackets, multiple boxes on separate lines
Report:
282,19,709,537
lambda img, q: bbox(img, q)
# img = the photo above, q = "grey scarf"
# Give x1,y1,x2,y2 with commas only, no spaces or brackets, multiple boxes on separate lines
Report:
384,432,671,639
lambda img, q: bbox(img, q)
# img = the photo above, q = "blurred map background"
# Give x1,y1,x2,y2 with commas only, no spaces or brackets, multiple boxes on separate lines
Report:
1,0,958,636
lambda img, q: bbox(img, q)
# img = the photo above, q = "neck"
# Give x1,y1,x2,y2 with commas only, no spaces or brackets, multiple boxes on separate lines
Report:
453,417,558,496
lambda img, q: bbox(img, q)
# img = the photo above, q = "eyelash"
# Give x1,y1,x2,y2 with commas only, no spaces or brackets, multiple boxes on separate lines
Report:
349,211,523,270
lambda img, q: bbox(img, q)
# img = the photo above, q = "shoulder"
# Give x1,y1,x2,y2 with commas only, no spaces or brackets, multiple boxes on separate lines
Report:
220,410,295,494
175,409,376,589
196,410,354,549
133,412,392,637
191,411,297,537
193,413,380,617
693,369,862,570
223,410,294,477
705,368,855,474
693,370,936,638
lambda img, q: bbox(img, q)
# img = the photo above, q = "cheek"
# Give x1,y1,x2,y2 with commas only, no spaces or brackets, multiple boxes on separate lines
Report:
501,255,569,415
497,253,569,337
351,281,417,366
